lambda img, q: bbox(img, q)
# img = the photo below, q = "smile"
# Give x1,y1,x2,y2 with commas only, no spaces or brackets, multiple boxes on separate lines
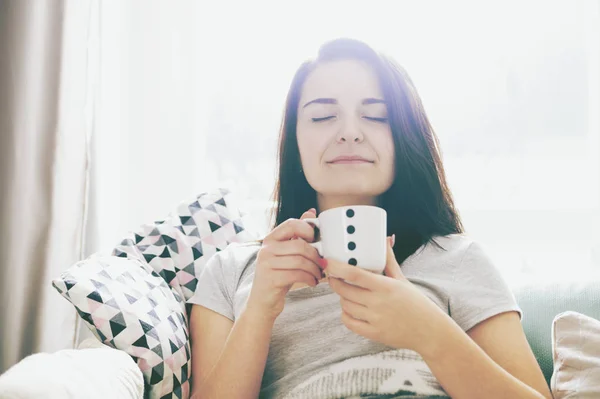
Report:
328,160,373,164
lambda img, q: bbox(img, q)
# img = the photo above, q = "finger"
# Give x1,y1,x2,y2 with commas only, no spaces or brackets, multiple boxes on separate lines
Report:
300,208,317,220
384,236,404,280
274,269,318,288
268,239,322,270
341,309,376,338
270,255,323,281
339,297,371,322
299,209,319,241
329,276,370,304
298,209,318,240
265,218,316,243
324,258,378,290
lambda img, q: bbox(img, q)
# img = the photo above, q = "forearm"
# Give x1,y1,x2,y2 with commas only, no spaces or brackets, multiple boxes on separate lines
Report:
196,307,274,399
421,315,548,399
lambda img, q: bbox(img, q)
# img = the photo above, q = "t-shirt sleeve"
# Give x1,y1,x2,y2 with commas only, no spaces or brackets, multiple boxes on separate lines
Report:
187,252,236,321
449,241,523,332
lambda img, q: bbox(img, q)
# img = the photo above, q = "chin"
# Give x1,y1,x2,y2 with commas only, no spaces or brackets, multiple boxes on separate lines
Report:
314,182,389,199
307,172,393,198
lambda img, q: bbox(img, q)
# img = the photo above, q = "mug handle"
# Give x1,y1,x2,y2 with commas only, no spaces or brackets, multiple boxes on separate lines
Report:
303,218,323,256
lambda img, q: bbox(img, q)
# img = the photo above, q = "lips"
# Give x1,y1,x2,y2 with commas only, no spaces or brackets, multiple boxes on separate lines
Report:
327,155,374,164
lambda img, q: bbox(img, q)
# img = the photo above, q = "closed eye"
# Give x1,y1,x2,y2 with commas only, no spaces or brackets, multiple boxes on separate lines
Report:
363,116,388,123
312,116,336,122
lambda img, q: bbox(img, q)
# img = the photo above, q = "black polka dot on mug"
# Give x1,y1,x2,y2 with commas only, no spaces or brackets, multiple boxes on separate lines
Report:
347,225,355,234
348,241,356,250
348,258,357,266
346,209,355,218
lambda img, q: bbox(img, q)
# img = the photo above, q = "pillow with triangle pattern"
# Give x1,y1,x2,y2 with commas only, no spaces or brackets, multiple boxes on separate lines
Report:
111,188,256,305
52,189,256,399
52,255,191,399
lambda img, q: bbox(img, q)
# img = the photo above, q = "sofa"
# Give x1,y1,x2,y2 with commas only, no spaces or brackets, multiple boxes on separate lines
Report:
0,189,598,398
514,279,600,387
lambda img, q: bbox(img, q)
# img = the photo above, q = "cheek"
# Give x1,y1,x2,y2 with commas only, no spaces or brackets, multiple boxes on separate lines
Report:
375,130,396,168
297,124,329,165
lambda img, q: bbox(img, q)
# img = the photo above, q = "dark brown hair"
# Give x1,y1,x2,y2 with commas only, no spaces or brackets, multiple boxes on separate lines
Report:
270,38,464,263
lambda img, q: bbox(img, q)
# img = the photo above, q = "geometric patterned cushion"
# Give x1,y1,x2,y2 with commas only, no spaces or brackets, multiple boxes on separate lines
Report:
111,188,256,303
52,255,191,399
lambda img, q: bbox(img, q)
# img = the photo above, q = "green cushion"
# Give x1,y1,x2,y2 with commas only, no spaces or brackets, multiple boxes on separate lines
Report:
512,280,600,386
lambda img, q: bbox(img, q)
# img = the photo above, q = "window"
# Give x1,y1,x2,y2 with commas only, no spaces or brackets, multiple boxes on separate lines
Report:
94,0,600,280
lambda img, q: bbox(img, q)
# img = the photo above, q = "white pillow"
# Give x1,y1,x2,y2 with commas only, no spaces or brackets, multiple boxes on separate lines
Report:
551,311,600,398
0,340,143,399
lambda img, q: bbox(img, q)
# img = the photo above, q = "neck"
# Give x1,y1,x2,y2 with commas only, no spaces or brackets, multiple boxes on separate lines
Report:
317,193,377,213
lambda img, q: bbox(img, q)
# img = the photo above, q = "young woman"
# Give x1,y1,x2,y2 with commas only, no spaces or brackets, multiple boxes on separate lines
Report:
188,39,553,399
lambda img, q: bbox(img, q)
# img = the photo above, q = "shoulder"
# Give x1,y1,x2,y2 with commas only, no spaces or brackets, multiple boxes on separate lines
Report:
207,241,261,276
219,240,262,259
427,235,506,286
402,234,500,277
429,237,521,331
432,234,497,269
403,234,474,267
428,233,474,255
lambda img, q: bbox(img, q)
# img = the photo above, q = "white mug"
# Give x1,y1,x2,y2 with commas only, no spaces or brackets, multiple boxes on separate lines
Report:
304,205,387,274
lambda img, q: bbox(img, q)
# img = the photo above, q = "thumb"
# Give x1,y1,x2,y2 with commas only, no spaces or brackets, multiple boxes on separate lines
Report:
297,208,318,241
384,235,404,280
300,208,317,220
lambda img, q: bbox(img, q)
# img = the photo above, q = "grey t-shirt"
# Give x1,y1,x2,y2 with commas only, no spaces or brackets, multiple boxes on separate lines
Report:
188,234,522,399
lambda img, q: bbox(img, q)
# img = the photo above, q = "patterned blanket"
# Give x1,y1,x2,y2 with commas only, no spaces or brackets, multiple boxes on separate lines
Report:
283,349,450,399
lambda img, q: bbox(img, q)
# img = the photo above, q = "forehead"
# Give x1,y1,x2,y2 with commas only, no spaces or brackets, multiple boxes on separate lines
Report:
300,60,383,102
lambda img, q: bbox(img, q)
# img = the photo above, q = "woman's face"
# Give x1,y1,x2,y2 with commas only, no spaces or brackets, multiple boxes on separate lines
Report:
297,60,395,210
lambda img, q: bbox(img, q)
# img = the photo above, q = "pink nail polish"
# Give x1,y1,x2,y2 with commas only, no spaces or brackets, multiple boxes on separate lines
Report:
319,258,328,269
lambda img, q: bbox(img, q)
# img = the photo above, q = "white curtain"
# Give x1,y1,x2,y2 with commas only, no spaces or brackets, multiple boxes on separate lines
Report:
94,0,600,283
0,0,97,372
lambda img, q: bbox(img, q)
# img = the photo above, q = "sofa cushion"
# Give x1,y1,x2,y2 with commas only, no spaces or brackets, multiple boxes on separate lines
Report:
52,189,256,399
52,255,190,399
551,311,600,398
0,336,143,399
111,188,255,302
512,279,600,386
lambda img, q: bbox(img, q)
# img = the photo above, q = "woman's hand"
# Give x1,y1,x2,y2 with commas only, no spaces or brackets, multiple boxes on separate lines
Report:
325,236,449,356
245,209,323,322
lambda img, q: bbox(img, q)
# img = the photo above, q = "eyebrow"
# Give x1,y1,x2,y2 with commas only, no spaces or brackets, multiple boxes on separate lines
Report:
302,97,386,108
362,98,386,105
302,98,336,108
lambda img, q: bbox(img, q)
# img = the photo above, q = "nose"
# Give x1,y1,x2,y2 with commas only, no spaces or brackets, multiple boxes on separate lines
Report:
335,117,364,143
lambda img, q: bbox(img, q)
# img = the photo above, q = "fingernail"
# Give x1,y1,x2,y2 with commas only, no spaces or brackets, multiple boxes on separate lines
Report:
319,258,328,269
392,234,396,247
309,208,316,213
